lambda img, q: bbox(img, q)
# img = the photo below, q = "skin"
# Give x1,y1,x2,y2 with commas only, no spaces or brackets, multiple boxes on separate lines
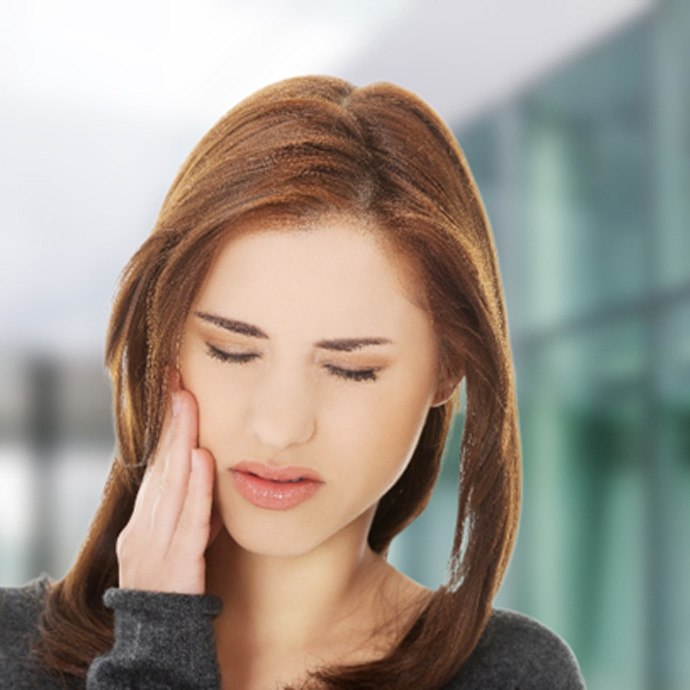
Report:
117,217,456,689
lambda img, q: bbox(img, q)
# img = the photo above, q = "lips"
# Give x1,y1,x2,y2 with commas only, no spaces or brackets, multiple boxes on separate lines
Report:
229,461,324,510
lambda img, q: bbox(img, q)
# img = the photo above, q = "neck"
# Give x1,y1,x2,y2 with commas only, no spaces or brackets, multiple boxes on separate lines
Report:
205,516,388,654
205,514,430,689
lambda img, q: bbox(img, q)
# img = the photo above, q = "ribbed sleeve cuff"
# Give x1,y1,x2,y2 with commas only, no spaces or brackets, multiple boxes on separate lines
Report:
86,588,223,689
104,587,223,618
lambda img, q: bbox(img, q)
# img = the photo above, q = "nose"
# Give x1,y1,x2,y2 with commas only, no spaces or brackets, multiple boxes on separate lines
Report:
249,363,316,451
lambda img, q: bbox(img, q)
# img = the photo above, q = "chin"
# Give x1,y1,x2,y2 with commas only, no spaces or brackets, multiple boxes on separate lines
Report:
217,498,374,562
223,516,331,559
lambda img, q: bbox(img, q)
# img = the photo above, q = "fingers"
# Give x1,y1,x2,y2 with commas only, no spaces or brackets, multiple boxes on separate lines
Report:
129,371,179,520
117,376,219,594
149,391,199,543
174,448,216,558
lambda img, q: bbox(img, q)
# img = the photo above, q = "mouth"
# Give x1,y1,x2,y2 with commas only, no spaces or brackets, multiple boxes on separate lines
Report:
247,473,305,483
231,460,323,483
229,461,323,510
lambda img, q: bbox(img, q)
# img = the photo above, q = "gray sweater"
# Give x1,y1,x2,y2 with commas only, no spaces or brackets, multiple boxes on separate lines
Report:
0,575,585,689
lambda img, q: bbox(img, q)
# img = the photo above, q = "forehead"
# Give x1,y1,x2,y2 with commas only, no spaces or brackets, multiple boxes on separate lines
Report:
194,219,430,337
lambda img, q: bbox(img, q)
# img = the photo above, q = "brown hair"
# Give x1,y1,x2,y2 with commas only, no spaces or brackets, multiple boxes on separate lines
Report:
34,75,521,689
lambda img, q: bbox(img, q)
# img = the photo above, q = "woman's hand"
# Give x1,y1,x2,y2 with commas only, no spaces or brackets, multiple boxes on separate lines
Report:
116,375,222,595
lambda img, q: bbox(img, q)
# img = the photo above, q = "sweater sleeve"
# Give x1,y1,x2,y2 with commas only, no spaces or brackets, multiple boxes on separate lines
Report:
86,588,223,690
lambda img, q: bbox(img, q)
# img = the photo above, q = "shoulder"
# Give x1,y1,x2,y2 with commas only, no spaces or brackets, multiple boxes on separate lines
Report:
0,574,55,681
443,608,586,690
0,573,52,636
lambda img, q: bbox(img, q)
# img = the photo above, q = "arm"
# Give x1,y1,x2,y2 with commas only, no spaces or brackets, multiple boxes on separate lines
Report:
87,373,224,688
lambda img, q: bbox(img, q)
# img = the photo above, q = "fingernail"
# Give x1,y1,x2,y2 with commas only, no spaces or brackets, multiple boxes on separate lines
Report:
172,392,180,417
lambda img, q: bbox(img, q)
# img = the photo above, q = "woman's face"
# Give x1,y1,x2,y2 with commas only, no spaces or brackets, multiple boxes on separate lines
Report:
178,218,449,558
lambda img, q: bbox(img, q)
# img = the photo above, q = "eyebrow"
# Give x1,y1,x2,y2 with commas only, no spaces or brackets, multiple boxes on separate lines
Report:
315,336,393,352
194,311,393,352
196,312,268,339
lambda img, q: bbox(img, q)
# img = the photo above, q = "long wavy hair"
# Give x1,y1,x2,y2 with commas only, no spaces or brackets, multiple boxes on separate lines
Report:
34,75,521,689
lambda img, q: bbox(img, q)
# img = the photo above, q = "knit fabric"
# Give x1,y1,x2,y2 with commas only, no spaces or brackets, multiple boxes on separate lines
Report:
0,575,585,689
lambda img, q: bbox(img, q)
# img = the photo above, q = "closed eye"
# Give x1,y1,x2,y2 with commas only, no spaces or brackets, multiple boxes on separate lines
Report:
324,365,379,382
206,344,258,364
206,344,380,382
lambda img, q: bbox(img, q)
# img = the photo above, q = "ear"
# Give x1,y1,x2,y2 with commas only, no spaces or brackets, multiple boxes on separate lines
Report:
431,374,462,408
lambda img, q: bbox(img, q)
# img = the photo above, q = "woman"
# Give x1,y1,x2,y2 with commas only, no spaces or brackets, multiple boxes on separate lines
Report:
1,76,585,689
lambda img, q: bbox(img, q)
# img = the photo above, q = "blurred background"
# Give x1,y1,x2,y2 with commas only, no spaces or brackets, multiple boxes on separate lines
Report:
1,1,688,688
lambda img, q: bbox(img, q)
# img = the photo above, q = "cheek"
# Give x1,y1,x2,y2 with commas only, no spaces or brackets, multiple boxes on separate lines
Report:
328,378,434,495
195,389,246,454
178,355,249,452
